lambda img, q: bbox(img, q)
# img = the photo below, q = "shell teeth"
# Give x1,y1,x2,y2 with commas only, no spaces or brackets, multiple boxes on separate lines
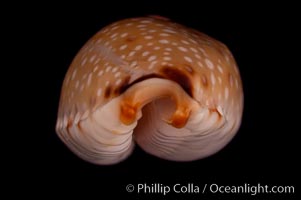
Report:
57,97,137,165
133,98,230,161
167,107,191,128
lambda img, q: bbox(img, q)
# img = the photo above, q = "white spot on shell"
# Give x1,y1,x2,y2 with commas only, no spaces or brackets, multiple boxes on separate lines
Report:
235,79,239,89
217,65,223,73
119,44,127,50
154,46,160,50
110,33,118,39
163,28,177,33
87,73,92,87
197,61,203,68
188,38,197,44
71,69,77,80
148,29,157,33
190,47,198,53
210,73,216,85
120,33,128,38
159,39,169,44
140,20,152,23
130,61,137,68
178,46,188,52
198,47,207,56
81,57,87,67
97,88,102,97
205,58,214,69
163,56,171,61
104,41,110,47
80,84,85,92
82,73,88,80
98,70,104,77
137,24,147,28
148,55,157,62
229,74,234,87
181,40,190,45
142,51,150,57
112,67,118,73
114,72,121,78
165,48,172,51
111,26,119,31
94,58,100,65
144,36,153,40
134,45,143,50
115,78,122,86
147,42,154,46
93,65,99,73
159,33,170,37
218,76,222,84
129,51,136,57
148,61,157,70
184,65,193,73
89,55,96,63
195,54,201,59
105,66,112,72
75,80,79,89
184,56,193,63
225,55,230,63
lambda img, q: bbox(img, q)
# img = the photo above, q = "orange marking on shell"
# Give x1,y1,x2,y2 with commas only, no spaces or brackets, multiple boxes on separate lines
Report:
169,106,191,128
120,101,138,125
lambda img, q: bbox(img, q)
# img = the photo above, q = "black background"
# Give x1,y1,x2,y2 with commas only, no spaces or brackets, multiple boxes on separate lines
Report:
12,1,299,199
